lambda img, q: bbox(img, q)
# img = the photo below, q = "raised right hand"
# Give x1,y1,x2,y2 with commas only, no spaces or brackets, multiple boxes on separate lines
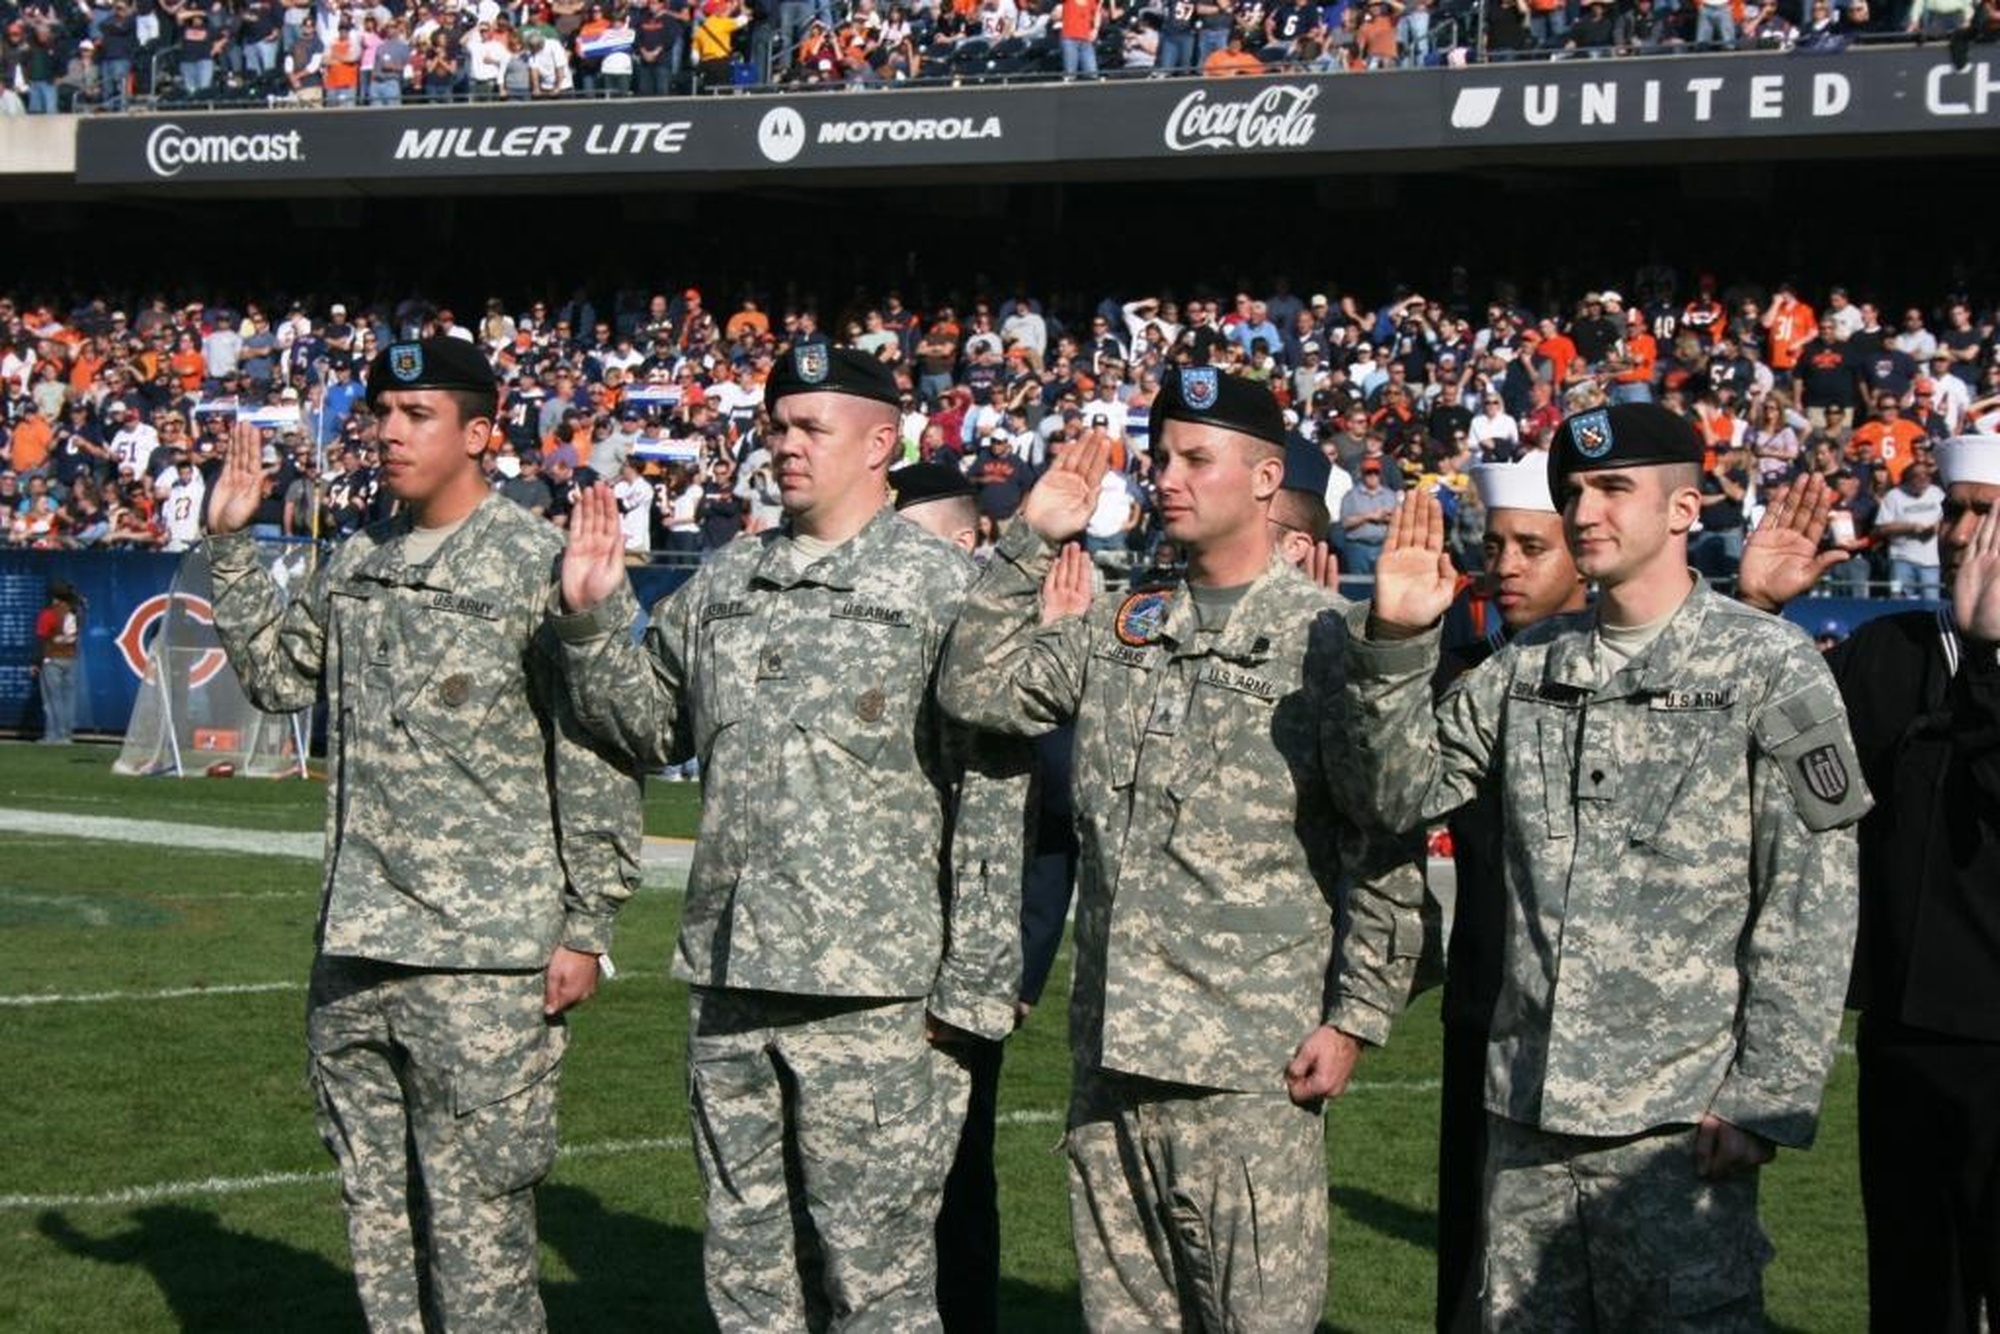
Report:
1369,489,1457,632
1304,540,1340,591
1020,433,1111,545
1737,473,1844,613
204,419,267,537
1039,541,1095,624
560,483,629,613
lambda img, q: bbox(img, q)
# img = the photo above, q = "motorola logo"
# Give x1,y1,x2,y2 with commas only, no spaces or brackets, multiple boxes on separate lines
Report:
757,106,806,163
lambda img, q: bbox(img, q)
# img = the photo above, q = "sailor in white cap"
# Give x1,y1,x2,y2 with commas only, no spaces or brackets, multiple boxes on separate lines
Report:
1737,434,2000,1331
1432,452,1589,1334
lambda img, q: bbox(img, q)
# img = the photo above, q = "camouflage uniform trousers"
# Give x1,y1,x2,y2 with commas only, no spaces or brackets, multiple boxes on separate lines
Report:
1066,1068,1328,1333
687,987,971,1334
308,954,566,1334
1481,1113,1774,1333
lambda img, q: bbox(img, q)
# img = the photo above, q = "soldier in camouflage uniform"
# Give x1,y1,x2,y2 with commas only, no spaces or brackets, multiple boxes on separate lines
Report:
550,347,1023,1333
937,367,1425,1333
204,336,643,1333
1433,457,1589,1334
1343,403,1868,1330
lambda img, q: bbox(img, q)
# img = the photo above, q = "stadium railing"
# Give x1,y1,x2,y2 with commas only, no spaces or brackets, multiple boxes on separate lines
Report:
72,23,1938,115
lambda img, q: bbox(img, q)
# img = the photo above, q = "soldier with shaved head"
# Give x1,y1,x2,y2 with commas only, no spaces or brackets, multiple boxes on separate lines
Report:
939,365,1423,1331
552,346,1023,1332
1348,403,1868,1328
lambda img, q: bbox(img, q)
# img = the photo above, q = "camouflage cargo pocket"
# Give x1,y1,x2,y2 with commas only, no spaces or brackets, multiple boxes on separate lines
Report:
449,1019,566,1198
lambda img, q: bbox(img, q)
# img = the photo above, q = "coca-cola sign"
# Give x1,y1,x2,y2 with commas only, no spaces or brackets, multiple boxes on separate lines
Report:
1162,84,1321,152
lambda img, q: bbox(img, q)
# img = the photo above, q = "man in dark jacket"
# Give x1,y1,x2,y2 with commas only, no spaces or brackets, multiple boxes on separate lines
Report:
1739,432,2000,1332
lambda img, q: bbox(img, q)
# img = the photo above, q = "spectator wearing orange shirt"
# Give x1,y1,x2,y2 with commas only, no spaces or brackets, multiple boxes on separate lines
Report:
1846,396,1929,484
1201,26,1266,71
7,402,55,478
1761,282,1818,385
323,21,362,104
1527,0,1567,44
724,297,769,342
1060,0,1102,74
1607,310,1658,405
169,331,205,396
1357,0,1402,62
1531,317,1579,391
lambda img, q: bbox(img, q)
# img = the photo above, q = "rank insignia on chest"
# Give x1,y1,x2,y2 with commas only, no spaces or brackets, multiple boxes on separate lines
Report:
1114,590,1171,647
1798,744,1851,802
437,673,473,707
855,687,887,723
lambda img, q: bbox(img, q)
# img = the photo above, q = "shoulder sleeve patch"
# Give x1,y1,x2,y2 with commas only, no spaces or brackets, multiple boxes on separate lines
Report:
1752,687,1873,832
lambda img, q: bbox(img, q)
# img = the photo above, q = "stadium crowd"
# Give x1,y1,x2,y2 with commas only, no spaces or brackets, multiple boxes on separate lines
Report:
3,277,1997,596
1,0,1993,113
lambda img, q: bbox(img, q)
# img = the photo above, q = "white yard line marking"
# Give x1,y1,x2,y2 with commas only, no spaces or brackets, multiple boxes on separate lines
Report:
2,889,114,927
0,1169,341,1212
0,1137,688,1211
0,807,693,883
0,809,321,861
2,1083,1459,1211
0,981,303,1008
158,890,314,901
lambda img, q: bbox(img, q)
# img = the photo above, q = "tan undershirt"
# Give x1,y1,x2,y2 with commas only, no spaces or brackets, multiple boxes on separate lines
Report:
402,511,472,566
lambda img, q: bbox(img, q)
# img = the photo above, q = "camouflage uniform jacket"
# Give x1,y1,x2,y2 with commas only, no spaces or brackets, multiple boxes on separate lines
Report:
207,495,643,969
1343,578,1869,1146
937,519,1426,1095
551,507,1025,1041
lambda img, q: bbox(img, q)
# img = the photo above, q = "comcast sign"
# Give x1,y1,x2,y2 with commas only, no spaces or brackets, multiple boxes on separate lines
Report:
144,123,306,178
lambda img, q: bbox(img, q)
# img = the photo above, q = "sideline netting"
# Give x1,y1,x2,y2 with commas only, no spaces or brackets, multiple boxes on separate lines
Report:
113,543,313,779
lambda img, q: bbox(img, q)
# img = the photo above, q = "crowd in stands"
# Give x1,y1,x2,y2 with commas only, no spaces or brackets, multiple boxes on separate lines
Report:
2,0,1995,114
3,276,1997,597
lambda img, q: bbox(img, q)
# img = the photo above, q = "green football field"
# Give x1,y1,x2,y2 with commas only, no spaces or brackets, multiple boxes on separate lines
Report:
0,742,1866,1332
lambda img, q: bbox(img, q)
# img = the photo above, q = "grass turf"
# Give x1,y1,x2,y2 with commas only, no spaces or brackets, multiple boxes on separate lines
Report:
0,741,1865,1331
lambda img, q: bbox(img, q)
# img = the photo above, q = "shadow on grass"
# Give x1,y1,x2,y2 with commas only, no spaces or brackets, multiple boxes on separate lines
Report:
1332,1184,1437,1252
543,1185,1087,1332
38,1205,364,1331
539,1181,712,1330
994,1277,1085,1331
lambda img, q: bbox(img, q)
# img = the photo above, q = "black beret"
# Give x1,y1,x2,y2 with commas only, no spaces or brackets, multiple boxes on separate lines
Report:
766,344,901,409
1148,365,1286,451
889,460,975,510
1547,402,1705,501
365,337,499,408
1282,440,1331,497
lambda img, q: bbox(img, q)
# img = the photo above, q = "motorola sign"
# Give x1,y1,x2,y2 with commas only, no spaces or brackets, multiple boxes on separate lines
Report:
757,106,806,163
753,102,1010,164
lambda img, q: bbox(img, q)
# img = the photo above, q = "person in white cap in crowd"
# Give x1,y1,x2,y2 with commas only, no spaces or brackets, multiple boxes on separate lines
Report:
1739,434,2000,1332
108,401,158,474
1431,455,1588,1334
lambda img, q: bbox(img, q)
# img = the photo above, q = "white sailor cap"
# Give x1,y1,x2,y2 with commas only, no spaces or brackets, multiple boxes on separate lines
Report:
1937,435,2000,488
1470,457,1557,514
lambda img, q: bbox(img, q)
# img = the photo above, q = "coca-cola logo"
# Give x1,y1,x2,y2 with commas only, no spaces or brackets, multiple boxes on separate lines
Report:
1163,84,1320,152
